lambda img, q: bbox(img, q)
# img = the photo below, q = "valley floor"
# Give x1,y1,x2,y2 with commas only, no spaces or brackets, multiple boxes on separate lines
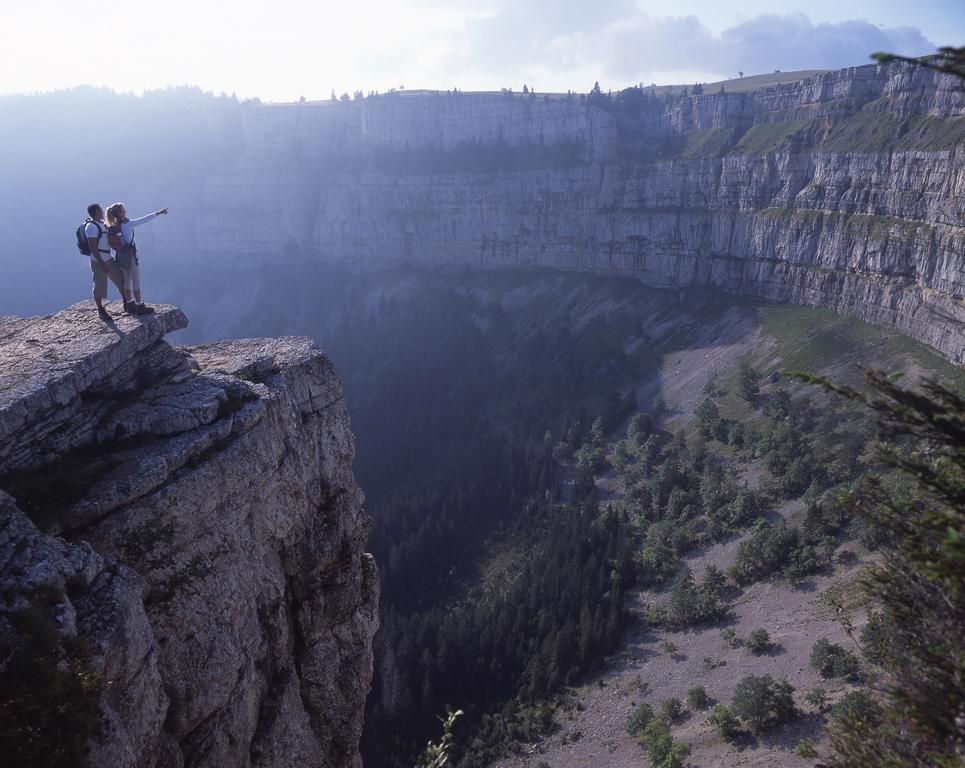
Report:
491,312,889,768
493,492,866,768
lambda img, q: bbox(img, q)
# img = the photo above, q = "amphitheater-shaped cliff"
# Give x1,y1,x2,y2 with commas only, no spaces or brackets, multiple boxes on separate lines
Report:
0,304,378,767
140,63,965,363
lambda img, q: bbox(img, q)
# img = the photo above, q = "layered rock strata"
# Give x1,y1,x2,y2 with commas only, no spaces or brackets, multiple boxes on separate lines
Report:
140,63,964,362
0,302,378,767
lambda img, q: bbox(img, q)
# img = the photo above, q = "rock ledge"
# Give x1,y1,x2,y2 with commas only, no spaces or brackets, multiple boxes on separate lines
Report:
0,301,378,768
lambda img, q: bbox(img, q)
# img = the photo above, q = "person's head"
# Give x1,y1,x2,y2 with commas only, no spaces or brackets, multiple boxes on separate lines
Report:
87,203,103,221
106,202,127,227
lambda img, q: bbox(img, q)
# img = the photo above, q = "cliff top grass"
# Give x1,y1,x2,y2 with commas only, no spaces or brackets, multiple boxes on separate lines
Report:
701,69,830,94
587,68,831,99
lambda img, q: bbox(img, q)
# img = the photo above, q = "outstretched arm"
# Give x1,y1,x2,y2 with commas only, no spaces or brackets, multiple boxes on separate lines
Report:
129,208,168,228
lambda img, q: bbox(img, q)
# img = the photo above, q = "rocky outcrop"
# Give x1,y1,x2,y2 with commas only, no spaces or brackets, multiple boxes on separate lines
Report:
138,63,964,363
0,303,378,767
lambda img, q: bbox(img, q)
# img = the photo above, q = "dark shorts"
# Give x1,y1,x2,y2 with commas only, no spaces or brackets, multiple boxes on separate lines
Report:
91,258,124,300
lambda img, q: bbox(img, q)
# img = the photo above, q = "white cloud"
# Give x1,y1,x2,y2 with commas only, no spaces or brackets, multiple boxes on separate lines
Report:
451,7,936,89
713,14,933,75
0,0,944,99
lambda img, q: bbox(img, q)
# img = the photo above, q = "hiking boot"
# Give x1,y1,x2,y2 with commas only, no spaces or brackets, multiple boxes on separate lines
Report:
97,306,111,320
135,303,155,315
123,301,138,314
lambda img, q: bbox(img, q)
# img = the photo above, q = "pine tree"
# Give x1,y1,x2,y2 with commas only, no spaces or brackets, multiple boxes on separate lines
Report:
731,675,796,733
737,360,760,402
667,566,699,626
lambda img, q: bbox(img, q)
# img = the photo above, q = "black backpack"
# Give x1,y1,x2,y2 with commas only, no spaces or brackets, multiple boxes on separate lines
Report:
76,219,105,256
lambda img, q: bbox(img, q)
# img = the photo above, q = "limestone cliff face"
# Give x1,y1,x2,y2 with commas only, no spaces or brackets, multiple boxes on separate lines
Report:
0,304,378,767
139,63,964,363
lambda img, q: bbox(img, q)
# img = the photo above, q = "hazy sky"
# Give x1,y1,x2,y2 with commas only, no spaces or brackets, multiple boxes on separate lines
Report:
1,0,961,102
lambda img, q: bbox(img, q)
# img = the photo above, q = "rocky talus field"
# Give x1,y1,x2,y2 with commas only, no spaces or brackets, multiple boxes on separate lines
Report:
0,304,378,768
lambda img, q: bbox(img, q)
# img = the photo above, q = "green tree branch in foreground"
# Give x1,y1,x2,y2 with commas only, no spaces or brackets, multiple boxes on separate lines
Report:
417,709,464,768
793,371,964,766
871,46,965,79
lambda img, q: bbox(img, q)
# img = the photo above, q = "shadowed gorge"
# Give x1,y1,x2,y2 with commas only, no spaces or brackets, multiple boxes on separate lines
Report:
186,265,962,766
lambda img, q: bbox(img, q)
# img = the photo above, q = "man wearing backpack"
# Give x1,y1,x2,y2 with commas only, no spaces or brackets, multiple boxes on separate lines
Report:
80,203,124,319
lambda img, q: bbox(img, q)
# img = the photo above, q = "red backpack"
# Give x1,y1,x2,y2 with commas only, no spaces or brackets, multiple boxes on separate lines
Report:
107,225,124,251
108,224,137,268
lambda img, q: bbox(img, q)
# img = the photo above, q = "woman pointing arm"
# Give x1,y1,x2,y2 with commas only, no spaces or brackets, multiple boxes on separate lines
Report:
106,203,168,314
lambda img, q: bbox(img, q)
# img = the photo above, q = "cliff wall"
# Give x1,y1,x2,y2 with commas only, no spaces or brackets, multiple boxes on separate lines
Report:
140,64,965,363
0,305,378,767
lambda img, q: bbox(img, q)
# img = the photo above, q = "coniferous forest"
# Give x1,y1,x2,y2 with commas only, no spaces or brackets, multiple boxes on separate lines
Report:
323,283,642,765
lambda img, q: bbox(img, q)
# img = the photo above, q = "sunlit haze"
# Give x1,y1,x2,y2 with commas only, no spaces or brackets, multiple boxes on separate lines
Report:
2,0,962,101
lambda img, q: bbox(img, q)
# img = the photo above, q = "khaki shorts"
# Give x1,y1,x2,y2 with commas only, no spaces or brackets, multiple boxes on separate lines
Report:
90,258,124,301
121,262,141,293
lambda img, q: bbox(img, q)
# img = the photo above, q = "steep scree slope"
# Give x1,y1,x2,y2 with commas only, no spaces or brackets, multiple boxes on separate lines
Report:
0,303,378,768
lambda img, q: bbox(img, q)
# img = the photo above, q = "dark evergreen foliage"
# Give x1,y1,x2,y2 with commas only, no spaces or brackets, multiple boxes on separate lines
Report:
0,593,103,767
627,702,655,736
332,287,644,766
658,697,684,723
687,686,710,710
830,689,879,727
731,675,796,733
746,629,771,655
707,704,741,740
809,638,860,680
796,372,965,767
737,360,760,402
665,565,727,627
728,520,799,585
640,718,690,767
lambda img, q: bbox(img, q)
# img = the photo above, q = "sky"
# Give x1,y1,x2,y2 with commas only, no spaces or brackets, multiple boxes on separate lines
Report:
0,0,961,102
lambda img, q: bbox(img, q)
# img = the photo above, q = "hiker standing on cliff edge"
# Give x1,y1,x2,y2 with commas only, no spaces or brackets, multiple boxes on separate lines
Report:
105,202,168,315
82,203,124,320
